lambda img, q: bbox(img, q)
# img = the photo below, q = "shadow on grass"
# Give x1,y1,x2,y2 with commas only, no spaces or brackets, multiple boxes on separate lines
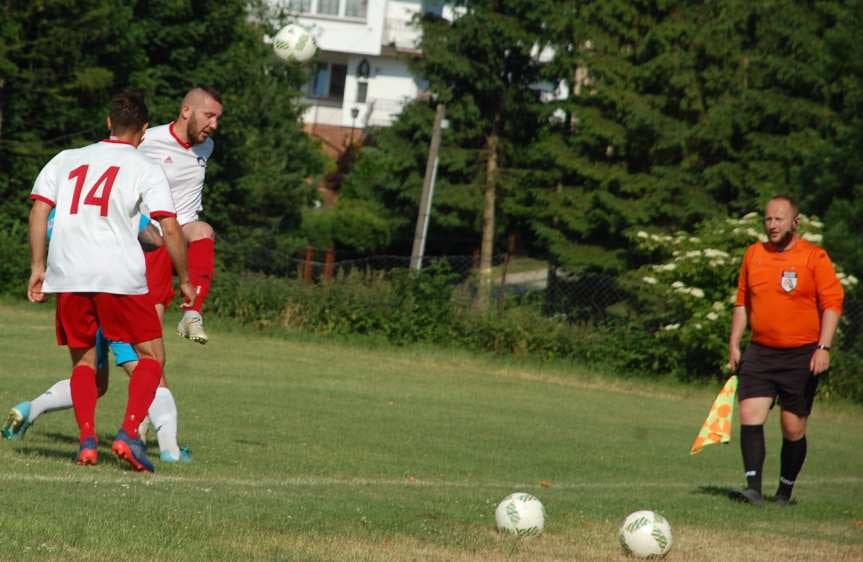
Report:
694,484,738,499
15,431,144,470
16,446,75,462
16,445,141,471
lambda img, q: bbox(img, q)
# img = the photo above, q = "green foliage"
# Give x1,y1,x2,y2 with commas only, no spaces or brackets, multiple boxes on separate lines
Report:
301,200,392,253
0,218,29,296
209,262,459,345
519,0,853,274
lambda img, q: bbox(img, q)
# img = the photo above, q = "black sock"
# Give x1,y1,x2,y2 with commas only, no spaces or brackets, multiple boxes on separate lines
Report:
777,436,807,499
740,424,765,493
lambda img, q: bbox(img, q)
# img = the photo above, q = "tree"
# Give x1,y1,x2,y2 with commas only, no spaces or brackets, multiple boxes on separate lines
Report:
411,1,555,307
523,0,849,275
0,0,323,288
798,0,863,276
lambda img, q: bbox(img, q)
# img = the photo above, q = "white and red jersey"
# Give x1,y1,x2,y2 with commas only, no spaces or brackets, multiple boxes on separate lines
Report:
139,122,213,226
30,139,176,294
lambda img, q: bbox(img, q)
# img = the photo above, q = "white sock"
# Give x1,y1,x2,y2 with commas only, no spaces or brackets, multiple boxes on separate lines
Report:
28,379,74,421
148,387,180,458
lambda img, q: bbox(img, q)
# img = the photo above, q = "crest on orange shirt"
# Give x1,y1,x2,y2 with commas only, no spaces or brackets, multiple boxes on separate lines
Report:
781,271,798,292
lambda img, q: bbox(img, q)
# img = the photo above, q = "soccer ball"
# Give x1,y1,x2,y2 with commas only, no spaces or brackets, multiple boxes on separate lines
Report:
495,493,545,536
618,510,673,558
273,24,317,63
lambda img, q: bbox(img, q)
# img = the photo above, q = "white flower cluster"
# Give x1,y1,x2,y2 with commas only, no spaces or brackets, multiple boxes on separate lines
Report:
663,323,680,331
637,231,675,243
837,272,860,288
802,232,823,243
799,215,824,229
670,281,705,298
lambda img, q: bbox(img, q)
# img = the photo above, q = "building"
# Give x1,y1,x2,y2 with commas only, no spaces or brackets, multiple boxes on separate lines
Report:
276,0,446,158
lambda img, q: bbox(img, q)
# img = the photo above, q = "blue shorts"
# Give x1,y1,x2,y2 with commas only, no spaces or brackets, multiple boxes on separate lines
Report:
95,328,139,369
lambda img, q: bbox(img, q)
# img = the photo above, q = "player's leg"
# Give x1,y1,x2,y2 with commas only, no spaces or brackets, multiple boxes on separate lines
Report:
56,293,102,465
69,346,100,466
147,301,188,461
177,220,214,344
1,329,112,440
774,350,818,504
776,410,808,504
731,344,775,505
735,396,772,504
2,380,70,440
98,293,163,473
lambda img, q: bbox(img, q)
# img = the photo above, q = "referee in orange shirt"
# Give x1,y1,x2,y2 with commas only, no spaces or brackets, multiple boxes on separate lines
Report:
727,195,844,505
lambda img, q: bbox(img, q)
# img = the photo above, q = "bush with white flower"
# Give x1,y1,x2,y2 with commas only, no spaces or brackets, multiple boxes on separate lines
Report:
624,212,858,381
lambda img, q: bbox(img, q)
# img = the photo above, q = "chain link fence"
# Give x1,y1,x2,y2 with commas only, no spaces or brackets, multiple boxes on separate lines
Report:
259,250,862,351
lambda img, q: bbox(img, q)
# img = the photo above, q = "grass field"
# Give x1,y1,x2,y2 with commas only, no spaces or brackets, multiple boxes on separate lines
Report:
0,300,861,561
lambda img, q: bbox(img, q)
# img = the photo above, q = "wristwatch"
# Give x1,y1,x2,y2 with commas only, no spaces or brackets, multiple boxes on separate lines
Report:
816,344,831,351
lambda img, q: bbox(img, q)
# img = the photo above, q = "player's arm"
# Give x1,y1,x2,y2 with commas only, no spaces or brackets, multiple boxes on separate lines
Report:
728,248,751,371
158,216,195,307
810,251,845,375
28,200,52,302
138,223,163,252
727,306,747,371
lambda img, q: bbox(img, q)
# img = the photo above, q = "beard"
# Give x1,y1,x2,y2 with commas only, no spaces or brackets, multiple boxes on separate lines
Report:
186,114,209,145
771,228,795,250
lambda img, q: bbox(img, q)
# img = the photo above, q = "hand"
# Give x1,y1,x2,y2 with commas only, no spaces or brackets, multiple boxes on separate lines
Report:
178,281,197,309
727,345,742,372
27,270,45,302
810,348,830,375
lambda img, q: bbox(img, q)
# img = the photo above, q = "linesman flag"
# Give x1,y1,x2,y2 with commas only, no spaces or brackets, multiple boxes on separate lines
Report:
690,375,738,455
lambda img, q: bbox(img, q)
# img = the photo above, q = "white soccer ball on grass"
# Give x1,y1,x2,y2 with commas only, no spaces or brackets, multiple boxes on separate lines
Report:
618,510,673,558
273,24,317,63
495,493,545,536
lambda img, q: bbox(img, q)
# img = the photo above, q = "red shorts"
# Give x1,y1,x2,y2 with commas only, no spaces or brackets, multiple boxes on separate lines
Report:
55,292,162,348
146,246,175,308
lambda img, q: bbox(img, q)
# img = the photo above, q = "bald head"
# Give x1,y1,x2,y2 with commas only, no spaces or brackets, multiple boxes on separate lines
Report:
176,86,223,146
764,195,800,250
182,86,223,110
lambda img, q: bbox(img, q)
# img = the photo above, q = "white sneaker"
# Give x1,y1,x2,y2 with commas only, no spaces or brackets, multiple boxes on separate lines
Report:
177,312,208,344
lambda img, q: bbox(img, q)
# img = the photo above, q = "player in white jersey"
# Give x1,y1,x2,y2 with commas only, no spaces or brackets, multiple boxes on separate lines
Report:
28,90,195,473
3,211,191,463
139,86,223,345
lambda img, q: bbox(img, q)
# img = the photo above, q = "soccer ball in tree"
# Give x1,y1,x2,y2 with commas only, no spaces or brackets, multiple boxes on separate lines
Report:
494,493,545,536
272,24,317,63
619,510,673,558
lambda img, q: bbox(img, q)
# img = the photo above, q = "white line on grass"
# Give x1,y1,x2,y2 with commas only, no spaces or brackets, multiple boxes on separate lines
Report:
1,472,861,490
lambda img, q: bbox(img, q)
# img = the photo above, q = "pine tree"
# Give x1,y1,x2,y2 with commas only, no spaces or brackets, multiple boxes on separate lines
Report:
525,0,849,274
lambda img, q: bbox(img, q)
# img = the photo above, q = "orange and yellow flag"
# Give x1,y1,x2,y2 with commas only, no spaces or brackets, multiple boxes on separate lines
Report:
690,375,738,455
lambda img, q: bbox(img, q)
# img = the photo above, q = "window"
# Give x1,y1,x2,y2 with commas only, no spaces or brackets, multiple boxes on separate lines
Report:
345,0,367,18
422,0,444,17
317,0,339,15
287,0,367,19
311,62,348,100
356,81,368,103
287,0,311,11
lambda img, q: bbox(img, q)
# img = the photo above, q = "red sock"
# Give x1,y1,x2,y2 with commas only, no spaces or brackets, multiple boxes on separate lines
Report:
121,358,162,438
187,238,214,313
70,365,98,443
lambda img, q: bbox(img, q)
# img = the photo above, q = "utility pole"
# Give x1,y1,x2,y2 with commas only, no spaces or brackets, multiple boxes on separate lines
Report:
410,103,446,272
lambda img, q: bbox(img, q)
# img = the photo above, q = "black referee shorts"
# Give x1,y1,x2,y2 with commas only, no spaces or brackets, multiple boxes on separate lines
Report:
738,342,820,417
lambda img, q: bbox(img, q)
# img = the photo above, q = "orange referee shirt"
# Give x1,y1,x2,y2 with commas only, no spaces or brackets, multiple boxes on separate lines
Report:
736,239,844,348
